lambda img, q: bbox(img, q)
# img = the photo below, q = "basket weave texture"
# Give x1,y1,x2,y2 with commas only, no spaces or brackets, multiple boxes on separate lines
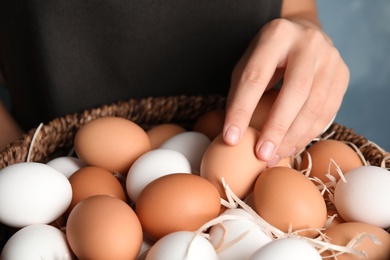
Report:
1,95,389,169
0,95,389,250
0,95,226,168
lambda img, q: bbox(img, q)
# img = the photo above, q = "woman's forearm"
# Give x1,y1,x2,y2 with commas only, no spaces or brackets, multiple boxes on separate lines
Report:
281,0,320,26
0,99,24,151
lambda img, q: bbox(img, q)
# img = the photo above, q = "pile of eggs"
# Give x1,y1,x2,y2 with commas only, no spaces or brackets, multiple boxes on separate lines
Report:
1,89,390,259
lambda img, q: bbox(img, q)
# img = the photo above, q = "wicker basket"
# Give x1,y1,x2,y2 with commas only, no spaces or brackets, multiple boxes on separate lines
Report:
0,95,226,168
0,95,389,251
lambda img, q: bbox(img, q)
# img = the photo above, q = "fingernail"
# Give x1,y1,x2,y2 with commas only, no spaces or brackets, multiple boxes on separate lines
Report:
224,126,240,145
267,154,280,168
258,141,275,161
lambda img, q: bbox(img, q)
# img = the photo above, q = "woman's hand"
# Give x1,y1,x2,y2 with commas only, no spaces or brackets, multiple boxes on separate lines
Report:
223,17,349,167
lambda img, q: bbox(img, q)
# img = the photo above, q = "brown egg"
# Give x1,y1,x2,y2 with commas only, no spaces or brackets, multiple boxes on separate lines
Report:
67,166,127,214
135,173,221,241
192,109,225,141
66,195,143,260
253,166,327,238
146,123,186,149
300,139,365,184
243,192,255,209
200,126,267,200
74,117,151,175
249,88,279,131
322,222,390,259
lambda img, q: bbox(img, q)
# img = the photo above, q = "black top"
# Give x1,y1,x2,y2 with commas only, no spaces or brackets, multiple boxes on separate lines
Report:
0,0,282,130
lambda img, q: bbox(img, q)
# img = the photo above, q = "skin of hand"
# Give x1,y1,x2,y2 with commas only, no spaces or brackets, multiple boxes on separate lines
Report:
223,0,350,167
0,99,24,151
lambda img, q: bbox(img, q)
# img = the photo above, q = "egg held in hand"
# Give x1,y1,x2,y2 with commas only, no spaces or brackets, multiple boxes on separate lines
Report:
249,88,279,131
200,126,267,200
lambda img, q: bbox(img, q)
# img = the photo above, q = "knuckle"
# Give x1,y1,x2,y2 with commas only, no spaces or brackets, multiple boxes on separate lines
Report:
262,18,292,39
304,27,326,45
282,138,297,153
340,60,351,84
268,121,289,139
298,28,331,54
239,67,265,86
229,107,252,125
306,100,326,120
269,18,292,30
291,75,313,95
326,46,343,67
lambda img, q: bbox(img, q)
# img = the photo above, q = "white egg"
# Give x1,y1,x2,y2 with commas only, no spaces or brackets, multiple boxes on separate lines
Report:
208,208,272,260
146,231,218,260
0,162,72,228
46,156,87,178
249,238,321,260
126,149,192,202
159,131,210,173
1,224,74,260
334,165,390,228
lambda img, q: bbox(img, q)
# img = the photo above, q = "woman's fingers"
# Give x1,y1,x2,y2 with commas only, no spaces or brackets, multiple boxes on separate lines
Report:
257,32,339,164
223,20,294,146
223,18,350,166
290,58,350,156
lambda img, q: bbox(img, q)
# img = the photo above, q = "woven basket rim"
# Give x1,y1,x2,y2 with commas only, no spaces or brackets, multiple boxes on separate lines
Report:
0,94,389,169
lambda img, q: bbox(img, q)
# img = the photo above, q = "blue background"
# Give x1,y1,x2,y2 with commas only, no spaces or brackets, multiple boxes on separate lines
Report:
317,0,390,151
1,1,389,150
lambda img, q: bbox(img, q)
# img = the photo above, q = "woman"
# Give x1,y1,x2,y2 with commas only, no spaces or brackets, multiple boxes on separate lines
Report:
0,0,349,166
